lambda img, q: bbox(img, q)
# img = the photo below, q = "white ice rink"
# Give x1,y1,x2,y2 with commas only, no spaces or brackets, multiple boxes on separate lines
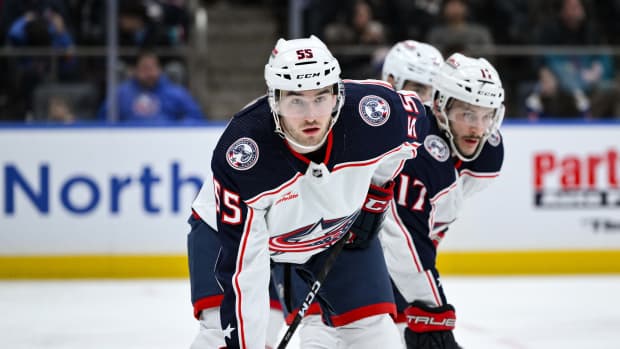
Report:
1,275,619,349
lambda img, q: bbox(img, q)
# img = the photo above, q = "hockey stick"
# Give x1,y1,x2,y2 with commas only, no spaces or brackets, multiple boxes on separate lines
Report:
276,232,351,349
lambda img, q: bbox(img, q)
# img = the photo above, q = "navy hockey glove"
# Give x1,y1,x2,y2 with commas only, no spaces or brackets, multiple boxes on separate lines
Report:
345,181,395,249
404,301,462,349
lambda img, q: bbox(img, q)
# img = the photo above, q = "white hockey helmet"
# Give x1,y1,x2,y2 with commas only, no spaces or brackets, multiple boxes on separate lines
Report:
265,35,345,150
381,40,443,91
432,52,505,161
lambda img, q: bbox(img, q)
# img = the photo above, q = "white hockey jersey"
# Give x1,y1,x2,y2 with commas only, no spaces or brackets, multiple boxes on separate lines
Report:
196,80,427,348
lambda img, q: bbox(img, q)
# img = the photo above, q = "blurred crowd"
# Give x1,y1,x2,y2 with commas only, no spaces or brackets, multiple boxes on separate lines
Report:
287,0,620,120
1,0,620,122
0,0,194,122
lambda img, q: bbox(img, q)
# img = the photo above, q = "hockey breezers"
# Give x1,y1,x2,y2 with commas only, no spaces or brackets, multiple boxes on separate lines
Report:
276,231,351,349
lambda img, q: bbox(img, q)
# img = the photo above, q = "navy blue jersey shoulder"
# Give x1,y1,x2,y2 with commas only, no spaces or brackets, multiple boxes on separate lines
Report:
211,96,298,200
329,81,425,163
211,82,427,201
460,131,504,173
401,113,504,197
403,114,456,196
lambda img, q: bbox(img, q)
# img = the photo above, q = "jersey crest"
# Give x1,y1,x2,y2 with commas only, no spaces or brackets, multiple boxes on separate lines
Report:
358,95,391,126
226,137,259,170
487,130,501,147
424,134,450,162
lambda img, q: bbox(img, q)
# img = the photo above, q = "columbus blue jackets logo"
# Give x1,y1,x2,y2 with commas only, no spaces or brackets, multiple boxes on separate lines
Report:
226,137,259,170
487,130,501,147
269,213,358,254
358,95,390,126
424,135,450,162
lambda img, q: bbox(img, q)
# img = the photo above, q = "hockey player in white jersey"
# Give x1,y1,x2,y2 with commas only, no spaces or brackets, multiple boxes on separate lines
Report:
192,35,427,349
381,52,505,348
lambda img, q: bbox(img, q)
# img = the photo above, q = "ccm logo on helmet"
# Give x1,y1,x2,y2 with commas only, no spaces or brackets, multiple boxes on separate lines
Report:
296,73,321,79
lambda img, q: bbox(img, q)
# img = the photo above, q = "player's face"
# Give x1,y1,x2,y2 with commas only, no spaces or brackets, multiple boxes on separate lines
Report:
402,80,433,103
278,87,337,148
446,100,495,156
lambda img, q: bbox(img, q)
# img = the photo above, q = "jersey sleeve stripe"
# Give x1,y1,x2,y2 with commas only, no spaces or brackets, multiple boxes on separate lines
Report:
430,181,458,204
233,207,254,348
459,169,500,178
423,270,443,306
333,142,418,171
389,202,423,272
343,78,394,89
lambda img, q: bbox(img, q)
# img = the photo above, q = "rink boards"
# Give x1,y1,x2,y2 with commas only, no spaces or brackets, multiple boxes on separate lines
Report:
1,121,619,277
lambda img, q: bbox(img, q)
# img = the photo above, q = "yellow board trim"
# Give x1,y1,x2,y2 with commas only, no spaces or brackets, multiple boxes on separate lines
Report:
1,250,620,279
0,255,189,279
437,250,620,275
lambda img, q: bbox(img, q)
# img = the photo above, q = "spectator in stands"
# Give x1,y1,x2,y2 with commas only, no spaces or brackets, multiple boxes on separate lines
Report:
469,0,532,45
534,0,618,118
323,0,387,79
425,0,493,57
382,0,442,43
7,9,75,53
324,0,386,45
97,51,205,122
47,95,76,123
159,0,191,45
118,1,176,48
1,0,73,119
525,66,590,120
4,6,78,120
0,0,72,45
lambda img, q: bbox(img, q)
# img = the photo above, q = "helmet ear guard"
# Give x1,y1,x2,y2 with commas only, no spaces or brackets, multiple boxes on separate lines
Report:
432,53,505,161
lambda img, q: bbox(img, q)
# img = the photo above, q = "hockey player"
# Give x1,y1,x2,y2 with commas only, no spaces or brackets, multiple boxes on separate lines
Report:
193,35,427,348
381,52,505,348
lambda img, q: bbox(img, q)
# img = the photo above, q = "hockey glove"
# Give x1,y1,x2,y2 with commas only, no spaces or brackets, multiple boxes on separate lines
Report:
404,301,462,349
345,181,395,249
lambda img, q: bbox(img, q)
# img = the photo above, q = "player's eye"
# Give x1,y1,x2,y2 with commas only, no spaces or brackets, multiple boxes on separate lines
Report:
290,98,304,105
461,111,475,122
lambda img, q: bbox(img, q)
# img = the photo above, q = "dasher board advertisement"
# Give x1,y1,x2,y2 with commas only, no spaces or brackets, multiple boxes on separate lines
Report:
1,123,619,276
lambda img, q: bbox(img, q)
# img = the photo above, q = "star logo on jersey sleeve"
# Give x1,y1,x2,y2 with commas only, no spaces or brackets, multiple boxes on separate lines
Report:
222,323,235,339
